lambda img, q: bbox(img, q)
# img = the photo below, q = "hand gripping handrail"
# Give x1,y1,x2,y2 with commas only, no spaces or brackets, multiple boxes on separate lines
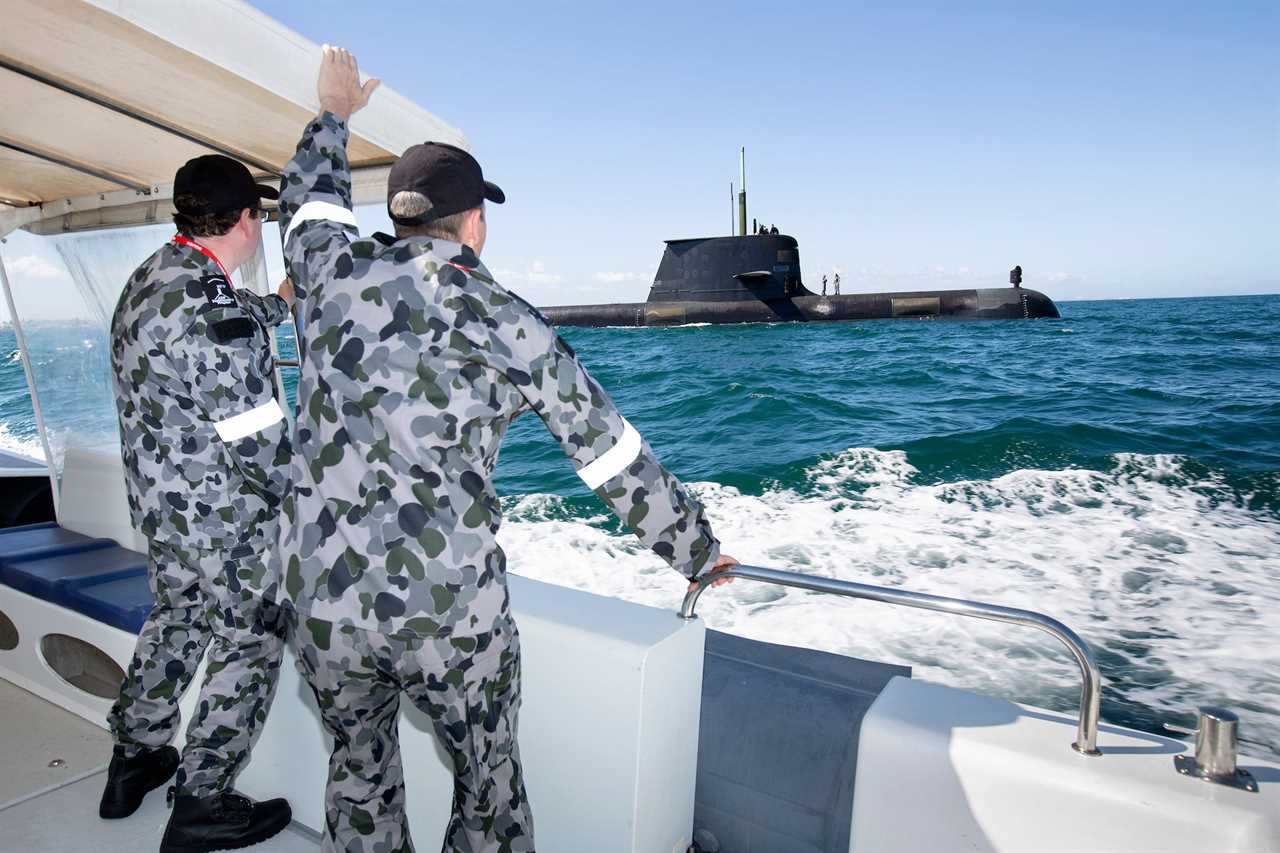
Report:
680,564,1103,755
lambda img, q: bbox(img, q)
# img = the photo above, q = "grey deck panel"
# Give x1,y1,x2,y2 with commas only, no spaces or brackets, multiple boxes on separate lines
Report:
0,679,111,808
0,677,319,850
0,770,320,852
694,630,909,853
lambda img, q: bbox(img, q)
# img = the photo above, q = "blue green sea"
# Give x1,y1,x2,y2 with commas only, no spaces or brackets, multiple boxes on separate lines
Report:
3,293,1278,758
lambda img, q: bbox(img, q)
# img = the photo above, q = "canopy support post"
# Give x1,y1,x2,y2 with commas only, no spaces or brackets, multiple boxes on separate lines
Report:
245,231,293,424
0,242,62,517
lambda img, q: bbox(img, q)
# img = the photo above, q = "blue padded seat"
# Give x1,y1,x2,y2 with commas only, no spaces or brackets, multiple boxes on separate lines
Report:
0,522,115,566
63,573,154,634
0,545,147,601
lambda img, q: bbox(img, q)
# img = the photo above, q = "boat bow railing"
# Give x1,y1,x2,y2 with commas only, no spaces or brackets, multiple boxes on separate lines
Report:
680,564,1103,756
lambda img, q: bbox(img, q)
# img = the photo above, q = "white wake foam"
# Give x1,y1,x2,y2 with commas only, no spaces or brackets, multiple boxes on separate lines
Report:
0,422,44,462
499,449,1280,757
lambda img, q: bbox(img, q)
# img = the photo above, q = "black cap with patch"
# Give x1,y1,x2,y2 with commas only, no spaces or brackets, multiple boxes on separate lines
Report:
387,142,505,226
173,154,279,216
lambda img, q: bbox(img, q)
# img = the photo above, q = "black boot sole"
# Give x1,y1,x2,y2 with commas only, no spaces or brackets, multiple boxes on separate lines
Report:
98,752,180,819
158,812,293,853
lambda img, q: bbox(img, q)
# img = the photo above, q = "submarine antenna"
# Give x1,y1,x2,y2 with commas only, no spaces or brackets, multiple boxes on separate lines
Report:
738,146,747,236
729,182,735,235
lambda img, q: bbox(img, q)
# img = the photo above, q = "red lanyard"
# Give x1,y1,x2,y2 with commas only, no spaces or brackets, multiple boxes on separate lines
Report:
173,234,231,280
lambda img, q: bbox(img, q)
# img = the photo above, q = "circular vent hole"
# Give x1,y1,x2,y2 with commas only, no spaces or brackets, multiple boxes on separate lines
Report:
39,634,124,699
0,609,17,651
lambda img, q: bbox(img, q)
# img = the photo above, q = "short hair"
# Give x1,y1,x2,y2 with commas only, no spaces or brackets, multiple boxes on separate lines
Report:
172,194,242,238
390,190,474,241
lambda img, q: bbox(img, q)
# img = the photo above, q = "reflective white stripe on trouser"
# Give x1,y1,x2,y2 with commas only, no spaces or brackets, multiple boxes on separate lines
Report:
577,419,642,490
282,200,359,244
214,399,285,442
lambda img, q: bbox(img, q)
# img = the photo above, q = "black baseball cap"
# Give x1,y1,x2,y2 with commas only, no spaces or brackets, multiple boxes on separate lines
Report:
387,142,505,226
173,154,278,215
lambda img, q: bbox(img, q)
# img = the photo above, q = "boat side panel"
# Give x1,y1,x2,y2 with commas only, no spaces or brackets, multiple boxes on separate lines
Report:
850,678,1280,853
233,576,709,852
0,582,204,730
57,448,148,551
694,630,909,853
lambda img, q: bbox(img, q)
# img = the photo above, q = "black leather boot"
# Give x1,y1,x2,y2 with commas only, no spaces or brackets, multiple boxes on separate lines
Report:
159,789,292,853
98,744,179,819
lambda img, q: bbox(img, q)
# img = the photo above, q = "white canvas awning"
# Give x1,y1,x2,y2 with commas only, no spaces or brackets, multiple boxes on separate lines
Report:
0,0,466,237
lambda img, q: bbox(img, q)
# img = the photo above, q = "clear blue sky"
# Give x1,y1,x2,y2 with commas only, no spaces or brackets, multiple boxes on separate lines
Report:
3,0,1277,321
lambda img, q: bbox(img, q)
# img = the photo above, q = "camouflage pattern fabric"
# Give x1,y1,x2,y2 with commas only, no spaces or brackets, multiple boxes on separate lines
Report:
108,235,292,792
108,539,285,796
274,111,721,640
110,239,293,557
293,613,532,853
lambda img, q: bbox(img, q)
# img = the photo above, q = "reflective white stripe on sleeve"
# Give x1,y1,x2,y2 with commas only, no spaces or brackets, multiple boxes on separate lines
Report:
282,201,359,244
577,419,642,490
213,398,285,443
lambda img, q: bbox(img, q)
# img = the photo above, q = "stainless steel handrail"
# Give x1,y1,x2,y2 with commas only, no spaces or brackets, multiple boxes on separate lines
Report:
680,564,1103,756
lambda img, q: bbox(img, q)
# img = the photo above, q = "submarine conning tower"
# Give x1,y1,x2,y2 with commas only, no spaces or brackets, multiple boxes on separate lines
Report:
648,235,813,303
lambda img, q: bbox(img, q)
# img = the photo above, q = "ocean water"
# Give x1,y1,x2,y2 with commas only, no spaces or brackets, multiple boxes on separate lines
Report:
2,294,1279,758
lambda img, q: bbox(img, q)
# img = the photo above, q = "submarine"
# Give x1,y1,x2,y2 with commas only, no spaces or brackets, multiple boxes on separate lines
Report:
540,147,1059,327
541,234,1060,327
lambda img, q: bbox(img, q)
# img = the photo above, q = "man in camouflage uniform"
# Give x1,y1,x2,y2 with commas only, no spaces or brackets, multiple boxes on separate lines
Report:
275,47,735,853
105,154,294,852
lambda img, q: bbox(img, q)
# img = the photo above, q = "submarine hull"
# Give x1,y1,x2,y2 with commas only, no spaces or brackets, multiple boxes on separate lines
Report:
542,287,1060,327
540,235,1060,326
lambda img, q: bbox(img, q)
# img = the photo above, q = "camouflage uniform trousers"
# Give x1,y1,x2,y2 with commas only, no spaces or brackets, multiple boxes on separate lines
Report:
292,614,534,853
107,538,286,796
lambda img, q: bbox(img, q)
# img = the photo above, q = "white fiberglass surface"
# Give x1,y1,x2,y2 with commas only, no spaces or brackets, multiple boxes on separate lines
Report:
0,769,320,852
853,678,1280,853
0,677,109,808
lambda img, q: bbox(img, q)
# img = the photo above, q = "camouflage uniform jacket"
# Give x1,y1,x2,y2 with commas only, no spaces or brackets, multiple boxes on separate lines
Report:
275,111,721,638
110,240,293,556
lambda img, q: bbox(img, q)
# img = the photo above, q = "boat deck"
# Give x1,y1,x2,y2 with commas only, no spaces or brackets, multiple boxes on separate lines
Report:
0,678,320,851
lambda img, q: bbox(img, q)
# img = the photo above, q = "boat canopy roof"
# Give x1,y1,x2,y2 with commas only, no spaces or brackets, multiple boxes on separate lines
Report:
0,0,465,237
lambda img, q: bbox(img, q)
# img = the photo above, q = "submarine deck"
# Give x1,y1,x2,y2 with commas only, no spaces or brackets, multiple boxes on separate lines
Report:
541,286,1060,327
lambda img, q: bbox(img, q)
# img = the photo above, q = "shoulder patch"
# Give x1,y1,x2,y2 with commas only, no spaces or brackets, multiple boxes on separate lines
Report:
202,273,237,307
209,317,255,345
